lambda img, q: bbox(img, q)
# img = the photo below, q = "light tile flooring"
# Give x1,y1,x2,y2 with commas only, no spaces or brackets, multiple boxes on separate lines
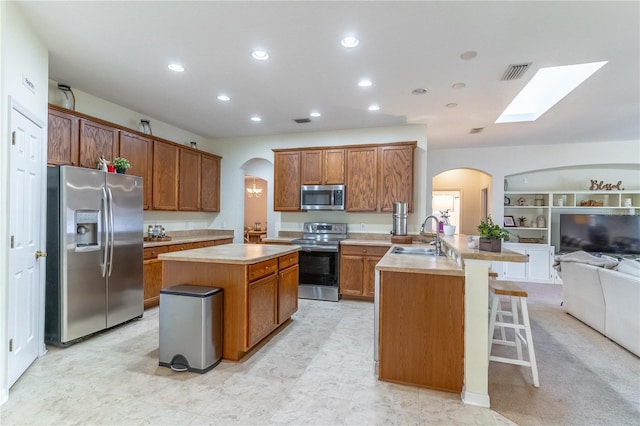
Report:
1,299,513,425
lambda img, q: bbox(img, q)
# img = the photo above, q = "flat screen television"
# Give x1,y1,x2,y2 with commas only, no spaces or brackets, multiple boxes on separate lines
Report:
560,214,640,255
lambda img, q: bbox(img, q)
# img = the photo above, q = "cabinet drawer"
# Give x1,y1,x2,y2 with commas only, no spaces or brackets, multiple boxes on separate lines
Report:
169,242,196,252
215,238,233,246
278,252,299,270
248,258,278,282
144,246,169,259
341,244,389,257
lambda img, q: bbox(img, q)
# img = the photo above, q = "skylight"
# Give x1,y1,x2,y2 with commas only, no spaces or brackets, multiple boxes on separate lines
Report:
495,61,607,123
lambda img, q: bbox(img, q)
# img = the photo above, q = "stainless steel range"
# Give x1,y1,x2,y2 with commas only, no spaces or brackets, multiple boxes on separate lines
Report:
292,222,348,302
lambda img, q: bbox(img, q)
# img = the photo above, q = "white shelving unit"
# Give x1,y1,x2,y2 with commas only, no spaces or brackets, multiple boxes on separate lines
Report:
498,190,639,283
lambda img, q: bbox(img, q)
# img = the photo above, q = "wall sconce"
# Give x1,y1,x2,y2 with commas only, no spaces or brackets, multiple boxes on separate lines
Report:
246,176,262,198
57,84,76,110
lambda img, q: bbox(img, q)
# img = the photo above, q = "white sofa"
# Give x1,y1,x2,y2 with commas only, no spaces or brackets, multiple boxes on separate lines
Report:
558,254,640,357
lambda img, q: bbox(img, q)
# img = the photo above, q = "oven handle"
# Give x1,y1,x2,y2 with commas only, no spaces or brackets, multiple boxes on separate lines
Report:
298,246,339,253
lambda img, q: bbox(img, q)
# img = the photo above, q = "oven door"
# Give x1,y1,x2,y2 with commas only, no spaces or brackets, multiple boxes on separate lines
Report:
297,247,340,301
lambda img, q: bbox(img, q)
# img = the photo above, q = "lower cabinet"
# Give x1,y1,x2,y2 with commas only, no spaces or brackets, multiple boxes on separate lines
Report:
143,238,232,309
247,273,278,348
340,244,389,298
494,243,555,283
278,254,299,323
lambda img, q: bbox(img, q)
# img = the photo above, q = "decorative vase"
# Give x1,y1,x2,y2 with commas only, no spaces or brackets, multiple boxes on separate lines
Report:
116,168,126,174
479,238,502,252
443,225,456,236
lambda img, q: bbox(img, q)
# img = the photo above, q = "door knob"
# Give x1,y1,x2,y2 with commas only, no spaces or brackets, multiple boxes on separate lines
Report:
35,250,47,259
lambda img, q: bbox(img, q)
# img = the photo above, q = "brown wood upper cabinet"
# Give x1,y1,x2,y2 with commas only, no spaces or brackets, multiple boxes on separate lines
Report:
301,148,345,185
48,107,79,166
178,148,202,211
152,140,179,210
119,131,153,210
79,119,119,169
201,154,221,212
274,151,301,211
346,142,416,212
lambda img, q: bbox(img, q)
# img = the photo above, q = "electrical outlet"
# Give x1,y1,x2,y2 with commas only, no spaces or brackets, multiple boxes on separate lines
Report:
220,221,226,228
360,223,365,231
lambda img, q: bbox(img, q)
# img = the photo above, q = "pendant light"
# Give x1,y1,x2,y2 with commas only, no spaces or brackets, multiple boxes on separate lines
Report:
246,176,262,198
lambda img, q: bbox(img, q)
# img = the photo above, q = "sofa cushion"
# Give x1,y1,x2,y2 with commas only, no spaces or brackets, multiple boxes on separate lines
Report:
561,262,606,334
615,259,640,277
599,267,640,357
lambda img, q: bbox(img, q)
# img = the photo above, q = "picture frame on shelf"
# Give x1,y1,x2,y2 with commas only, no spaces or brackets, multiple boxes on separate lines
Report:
504,215,516,227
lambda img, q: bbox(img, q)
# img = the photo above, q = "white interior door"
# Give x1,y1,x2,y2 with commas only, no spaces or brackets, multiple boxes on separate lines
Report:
8,102,45,387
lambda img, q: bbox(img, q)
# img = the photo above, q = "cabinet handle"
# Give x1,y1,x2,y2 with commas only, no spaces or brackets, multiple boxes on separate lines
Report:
363,249,367,253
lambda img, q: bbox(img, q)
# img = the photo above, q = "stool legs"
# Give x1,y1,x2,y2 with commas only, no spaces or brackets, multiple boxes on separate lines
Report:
489,293,540,387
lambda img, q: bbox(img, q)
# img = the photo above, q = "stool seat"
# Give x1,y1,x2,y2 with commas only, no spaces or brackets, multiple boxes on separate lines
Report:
488,280,539,387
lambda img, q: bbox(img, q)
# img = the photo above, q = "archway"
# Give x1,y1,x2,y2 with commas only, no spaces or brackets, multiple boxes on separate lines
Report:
432,169,492,235
241,157,274,242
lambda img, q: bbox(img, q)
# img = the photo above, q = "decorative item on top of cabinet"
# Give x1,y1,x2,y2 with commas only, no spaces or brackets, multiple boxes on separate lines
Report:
273,150,301,211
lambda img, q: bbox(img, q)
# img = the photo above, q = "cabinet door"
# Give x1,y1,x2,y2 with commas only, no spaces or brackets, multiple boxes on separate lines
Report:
528,246,553,282
324,148,345,185
47,108,79,166
143,258,163,309
201,154,220,212
78,119,119,168
363,255,383,297
274,151,301,211
278,264,299,324
247,274,278,348
178,148,201,211
340,254,365,295
301,150,323,185
346,146,378,211
379,144,415,212
504,247,528,280
152,141,179,210
119,132,153,210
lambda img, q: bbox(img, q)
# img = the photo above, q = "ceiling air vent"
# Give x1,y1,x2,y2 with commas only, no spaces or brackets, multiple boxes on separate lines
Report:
293,118,311,124
470,127,484,134
501,63,532,81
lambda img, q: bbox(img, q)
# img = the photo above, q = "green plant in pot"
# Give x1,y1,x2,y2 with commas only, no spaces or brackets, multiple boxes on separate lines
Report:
477,216,510,252
112,157,131,174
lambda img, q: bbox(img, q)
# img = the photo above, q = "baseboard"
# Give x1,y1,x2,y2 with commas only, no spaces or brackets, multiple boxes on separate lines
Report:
461,388,490,408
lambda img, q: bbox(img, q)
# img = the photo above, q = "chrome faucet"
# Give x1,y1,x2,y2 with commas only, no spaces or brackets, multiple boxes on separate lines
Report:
420,215,442,255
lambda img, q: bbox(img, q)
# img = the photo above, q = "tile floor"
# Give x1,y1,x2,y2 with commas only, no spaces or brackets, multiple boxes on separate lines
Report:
1,299,513,425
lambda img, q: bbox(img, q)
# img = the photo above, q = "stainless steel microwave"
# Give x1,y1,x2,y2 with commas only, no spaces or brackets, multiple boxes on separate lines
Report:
300,185,345,210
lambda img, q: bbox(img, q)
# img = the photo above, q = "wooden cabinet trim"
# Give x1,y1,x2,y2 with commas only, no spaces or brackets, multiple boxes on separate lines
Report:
248,258,278,282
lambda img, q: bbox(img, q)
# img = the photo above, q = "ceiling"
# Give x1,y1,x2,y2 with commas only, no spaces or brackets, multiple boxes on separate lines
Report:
16,1,640,149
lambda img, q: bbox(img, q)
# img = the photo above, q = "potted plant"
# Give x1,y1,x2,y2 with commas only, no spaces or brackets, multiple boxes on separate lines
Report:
477,216,510,252
112,157,131,174
440,209,456,236
518,216,527,227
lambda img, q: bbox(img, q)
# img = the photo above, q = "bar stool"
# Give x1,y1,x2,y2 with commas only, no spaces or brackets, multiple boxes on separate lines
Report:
488,280,540,387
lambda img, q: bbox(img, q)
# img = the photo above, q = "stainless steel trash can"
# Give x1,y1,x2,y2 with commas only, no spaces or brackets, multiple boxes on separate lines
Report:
159,285,223,373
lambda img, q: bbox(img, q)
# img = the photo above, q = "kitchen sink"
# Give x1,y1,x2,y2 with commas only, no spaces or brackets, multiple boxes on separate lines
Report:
391,246,443,256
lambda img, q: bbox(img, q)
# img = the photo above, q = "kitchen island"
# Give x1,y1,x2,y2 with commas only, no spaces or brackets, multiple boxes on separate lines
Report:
159,244,300,361
375,235,528,407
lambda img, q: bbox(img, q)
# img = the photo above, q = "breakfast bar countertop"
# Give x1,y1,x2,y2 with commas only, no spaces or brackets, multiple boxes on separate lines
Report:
158,243,300,264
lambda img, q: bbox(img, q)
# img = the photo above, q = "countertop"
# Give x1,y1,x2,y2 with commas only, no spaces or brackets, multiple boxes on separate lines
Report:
440,234,530,263
144,230,234,248
375,243,464,276
158,243,300,264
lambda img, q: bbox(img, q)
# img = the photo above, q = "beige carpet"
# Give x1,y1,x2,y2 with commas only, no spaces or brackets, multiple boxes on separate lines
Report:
488,282,640,426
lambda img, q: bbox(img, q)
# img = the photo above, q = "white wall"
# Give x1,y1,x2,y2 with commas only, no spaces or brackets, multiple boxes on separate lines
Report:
0,1,49,405
213,125,428,241
428,140,640,229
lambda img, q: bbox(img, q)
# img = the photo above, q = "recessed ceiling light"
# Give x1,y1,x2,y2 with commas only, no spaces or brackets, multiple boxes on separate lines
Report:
341,36,359,48
460,51,477,60
358,79,373,87
496,61,607,123
310,111,321,118
368,104,380,111
251,116,262,122
168,63,185,72
412,88,428,95
217,95,230,101
251,50,270,60
446,103,458,108
451,82,466,89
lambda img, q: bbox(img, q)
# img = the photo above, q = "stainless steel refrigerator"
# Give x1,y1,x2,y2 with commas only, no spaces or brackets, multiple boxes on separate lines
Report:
45,166,144,346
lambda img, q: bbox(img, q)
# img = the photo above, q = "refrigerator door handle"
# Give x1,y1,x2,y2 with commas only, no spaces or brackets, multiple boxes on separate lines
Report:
101,186,108,277
107,187,115,277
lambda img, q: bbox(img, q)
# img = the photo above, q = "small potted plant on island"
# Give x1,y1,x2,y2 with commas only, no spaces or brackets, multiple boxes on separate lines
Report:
518,216,527,227
112,157,131,174
477,216,510,252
